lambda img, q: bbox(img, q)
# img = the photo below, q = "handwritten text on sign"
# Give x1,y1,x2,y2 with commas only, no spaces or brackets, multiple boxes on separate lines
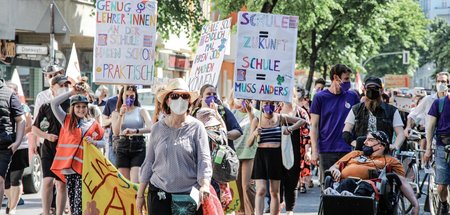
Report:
94,0,157,85
189,19,231,91
82,141,145,214
234,12,298,103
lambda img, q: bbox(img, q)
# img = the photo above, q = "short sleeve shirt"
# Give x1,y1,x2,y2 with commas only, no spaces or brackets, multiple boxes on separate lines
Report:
428,96,450,146
335,151,405,180
9,92,24,118
102,96,118,117
222,106,243,150
310,89,360,153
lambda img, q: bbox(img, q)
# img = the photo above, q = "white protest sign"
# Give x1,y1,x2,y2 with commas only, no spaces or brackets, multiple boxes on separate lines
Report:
94,0,157,85
188,18,231,91
234,12,298,103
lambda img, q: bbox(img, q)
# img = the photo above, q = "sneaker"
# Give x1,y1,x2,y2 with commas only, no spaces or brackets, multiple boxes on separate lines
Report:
323,187,340,196
264,206,270,213
17,198,24,206
439,201,449,215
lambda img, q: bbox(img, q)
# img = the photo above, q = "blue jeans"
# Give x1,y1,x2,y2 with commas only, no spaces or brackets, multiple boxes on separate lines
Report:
435,145,450,185
108,143,117,166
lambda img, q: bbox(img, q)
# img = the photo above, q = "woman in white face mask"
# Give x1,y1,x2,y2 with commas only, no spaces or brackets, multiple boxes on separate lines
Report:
136,78,212,215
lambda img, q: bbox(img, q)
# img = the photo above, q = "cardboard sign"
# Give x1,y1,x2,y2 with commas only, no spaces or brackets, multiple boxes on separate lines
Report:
94,0,157,85
393,95,415,113
188,18,231,91
82,140,145,214
234,12,298,102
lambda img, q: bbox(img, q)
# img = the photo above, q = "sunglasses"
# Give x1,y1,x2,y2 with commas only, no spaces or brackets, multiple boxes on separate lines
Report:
58,83,70,88
46,71,64,79
437,80,448,84
169,93,190,100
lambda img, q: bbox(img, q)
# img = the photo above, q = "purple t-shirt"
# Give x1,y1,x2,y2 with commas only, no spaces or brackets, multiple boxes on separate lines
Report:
428,96,450,146
310,89,360,153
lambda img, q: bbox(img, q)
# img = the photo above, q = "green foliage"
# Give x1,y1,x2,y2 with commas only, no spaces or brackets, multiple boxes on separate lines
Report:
212,0,428,90
364,0,428,77
428,19,450,75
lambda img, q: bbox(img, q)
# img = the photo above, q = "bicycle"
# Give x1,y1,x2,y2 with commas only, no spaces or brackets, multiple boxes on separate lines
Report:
396,129,428,214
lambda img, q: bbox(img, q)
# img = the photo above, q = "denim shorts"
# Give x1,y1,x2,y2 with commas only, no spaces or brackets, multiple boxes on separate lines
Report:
434,145,450,185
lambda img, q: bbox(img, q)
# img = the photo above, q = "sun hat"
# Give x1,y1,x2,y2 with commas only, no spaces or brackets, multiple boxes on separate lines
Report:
156,78,199,103
195,108,222,127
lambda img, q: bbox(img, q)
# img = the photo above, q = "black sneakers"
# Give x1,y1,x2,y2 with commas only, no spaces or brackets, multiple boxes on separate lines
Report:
439,201,449,215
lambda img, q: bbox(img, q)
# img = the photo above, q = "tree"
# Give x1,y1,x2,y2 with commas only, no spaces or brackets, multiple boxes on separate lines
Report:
364,0,428,77
428,19,450,75
213,0,428,90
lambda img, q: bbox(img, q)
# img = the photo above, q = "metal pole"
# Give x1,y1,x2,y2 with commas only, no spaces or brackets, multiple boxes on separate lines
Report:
50,1,55,66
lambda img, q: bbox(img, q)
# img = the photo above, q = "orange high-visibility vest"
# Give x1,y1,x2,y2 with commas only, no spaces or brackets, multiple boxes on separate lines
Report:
51,115,104,182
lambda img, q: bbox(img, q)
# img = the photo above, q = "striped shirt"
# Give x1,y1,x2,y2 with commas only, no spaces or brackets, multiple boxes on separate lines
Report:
259,126,282,144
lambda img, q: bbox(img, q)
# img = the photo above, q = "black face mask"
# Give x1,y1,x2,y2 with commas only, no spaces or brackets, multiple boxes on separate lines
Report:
362,145,375,156
366,89,380,100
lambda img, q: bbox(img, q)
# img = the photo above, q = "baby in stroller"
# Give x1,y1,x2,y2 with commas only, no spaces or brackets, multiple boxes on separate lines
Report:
324,131,419,215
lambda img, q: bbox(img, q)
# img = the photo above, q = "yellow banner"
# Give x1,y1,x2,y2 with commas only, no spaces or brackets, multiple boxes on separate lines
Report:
82,141,144,214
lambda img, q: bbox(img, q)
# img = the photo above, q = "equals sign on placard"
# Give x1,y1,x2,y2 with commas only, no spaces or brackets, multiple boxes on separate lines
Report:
259,31,269,38
256,74,266,80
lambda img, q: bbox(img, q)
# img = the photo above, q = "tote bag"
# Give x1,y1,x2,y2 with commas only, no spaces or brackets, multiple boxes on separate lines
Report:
281,114,294,169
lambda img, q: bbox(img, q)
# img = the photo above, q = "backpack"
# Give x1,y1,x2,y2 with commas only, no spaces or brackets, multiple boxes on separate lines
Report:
208,129,239,183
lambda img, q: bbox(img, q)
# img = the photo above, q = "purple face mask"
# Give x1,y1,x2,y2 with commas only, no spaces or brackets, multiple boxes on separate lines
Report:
205,95,217,106
125,97,135,107
263,104,275,114
241,100,247,109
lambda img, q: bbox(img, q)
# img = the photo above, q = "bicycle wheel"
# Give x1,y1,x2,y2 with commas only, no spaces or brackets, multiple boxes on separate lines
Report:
427,163,439,215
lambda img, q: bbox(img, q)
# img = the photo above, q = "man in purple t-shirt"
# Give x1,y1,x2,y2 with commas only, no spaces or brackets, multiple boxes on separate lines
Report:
424,84,450,214
310,64,360,183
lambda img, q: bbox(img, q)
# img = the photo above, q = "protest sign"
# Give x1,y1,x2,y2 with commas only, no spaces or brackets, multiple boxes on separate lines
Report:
393,95,415,113
94,0,157,85
82,141,145,214
188,18,231,91
66,43,81,84
234,12,298,102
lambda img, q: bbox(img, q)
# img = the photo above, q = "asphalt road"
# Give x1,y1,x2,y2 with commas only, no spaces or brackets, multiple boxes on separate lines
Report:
4,175,430,214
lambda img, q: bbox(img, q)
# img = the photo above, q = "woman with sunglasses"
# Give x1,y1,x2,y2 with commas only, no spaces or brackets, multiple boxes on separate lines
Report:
247,100,307,215
193,84,243,150
137,78,211,215
110,85,152,183
50,85,105,215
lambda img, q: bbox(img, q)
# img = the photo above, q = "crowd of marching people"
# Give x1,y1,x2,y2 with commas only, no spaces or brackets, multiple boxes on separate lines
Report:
0,63,448,215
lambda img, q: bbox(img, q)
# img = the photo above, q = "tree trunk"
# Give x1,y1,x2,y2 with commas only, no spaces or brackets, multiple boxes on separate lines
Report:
306,29,317,93
322,63,327,80
261,0,278,13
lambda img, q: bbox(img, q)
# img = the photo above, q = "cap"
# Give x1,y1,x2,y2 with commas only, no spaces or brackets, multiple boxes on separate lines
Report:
365,77,382,88
70,94,89,106
370,131,389,146
51,75,70,86
43,65,64,74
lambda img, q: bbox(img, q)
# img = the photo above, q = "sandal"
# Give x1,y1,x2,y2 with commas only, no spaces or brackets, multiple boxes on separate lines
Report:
299,184,307,193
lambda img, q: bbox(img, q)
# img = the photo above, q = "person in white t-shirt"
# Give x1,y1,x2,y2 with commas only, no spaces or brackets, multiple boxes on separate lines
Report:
342,77,405,151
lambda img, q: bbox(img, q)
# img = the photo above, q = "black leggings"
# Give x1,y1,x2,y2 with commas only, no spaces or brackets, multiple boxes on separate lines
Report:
66,174,82,215
5,169,24,189
280,166,301,211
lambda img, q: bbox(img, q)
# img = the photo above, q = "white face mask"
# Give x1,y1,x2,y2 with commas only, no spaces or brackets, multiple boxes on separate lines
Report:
169,98,189,115
56,87,69,96
437,83,449,93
